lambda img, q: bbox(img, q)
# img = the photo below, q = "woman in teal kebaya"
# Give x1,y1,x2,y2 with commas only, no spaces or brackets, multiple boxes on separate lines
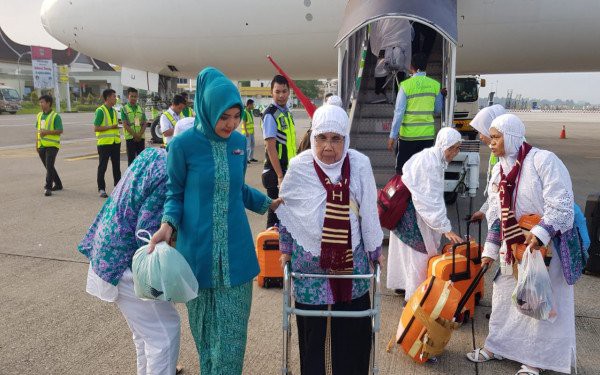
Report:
150,67,282,375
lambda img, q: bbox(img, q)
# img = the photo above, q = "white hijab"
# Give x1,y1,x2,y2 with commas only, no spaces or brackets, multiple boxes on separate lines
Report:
277,105,383,256
401,127,462,233
469,104,506,138
310,105,350,182
326,95,344,108
490,114,526,171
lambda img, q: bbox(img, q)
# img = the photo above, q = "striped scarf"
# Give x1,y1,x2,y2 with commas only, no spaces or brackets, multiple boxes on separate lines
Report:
499,142,532,263
314,155,353,303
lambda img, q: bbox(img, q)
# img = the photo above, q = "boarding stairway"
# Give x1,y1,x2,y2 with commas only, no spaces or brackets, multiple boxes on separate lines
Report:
345,27,445,187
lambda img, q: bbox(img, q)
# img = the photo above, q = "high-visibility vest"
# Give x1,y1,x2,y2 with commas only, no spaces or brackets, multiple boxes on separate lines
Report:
123,104,145,140
181,106,195,118
241,109,254,135
36,111,60,149
263,105,297,171
399,75,440,141
162,111,177,145
95,105,121,145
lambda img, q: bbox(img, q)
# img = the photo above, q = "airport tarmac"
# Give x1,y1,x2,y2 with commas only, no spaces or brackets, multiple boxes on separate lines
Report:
0,110,599,374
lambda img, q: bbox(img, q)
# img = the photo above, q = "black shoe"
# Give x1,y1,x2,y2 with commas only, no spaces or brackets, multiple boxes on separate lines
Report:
44,189,52,196
394,289,406,296
247,160,251,164
51,185,63,191
99,189,108,198
250,158,259,162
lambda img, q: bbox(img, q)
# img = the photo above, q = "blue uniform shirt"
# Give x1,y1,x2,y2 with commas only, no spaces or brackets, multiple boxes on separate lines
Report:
262,103,289,140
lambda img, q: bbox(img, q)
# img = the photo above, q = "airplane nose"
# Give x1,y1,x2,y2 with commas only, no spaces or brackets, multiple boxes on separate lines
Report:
41,0,77,46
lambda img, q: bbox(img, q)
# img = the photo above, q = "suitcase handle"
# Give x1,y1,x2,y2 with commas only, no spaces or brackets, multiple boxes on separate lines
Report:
465,219,483,264
451,240,471,282
454,263,489,320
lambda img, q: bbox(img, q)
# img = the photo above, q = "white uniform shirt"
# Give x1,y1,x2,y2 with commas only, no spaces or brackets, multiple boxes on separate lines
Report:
160,108,180,145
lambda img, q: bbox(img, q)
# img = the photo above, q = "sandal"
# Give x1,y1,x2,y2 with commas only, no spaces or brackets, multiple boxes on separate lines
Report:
515,364,543,375
466,348,504,363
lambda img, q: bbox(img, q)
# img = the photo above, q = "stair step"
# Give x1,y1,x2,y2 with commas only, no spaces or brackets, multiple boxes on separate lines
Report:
361,149,396,168
357,103,395,118
372,167,396,188
351,133,390,150
350,118,393,136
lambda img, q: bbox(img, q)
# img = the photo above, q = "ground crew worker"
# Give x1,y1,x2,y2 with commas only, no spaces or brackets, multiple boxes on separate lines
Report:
241,99,257,163
387,53,444,173
180,92,195,118
262,75,297,228
36,95,63,196
159,94,186,146
94,88,121,198
121,87,147,165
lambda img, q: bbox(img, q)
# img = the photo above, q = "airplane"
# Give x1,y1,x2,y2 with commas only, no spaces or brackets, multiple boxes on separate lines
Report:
39,0,600,80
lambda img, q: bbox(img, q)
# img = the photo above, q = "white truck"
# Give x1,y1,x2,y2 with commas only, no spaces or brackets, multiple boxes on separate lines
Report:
453,76,485,139
0,83,22,114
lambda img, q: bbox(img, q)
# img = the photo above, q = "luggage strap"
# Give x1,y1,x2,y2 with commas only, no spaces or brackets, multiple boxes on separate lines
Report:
413,305,460,357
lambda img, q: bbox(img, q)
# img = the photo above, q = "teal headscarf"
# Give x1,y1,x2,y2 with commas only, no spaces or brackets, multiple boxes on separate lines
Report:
194,67,243,142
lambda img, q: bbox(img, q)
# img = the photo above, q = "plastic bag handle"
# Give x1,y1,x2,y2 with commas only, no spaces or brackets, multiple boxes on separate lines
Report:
136,229,153,244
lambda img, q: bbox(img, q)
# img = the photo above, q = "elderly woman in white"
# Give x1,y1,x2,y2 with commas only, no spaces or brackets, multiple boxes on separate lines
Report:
277,104,383,374
468,104,506,222
386,127,463,299
467,114,577,375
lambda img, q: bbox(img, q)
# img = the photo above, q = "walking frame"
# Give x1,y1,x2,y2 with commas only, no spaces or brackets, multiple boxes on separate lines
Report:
282,262,382,374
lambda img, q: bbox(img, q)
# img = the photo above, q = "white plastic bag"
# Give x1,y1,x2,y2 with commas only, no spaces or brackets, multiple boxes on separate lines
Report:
512,246,557,322
132,230,199,303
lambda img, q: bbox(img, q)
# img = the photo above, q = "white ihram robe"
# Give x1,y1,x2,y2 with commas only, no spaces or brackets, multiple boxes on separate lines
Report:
482,148,576,374
386,146,453,300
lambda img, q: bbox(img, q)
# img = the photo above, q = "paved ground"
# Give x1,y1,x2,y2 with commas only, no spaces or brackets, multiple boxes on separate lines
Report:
0,111,599,374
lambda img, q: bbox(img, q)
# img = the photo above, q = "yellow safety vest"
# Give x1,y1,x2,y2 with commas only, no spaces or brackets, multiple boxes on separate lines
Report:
241,109,254,135
181,106,195,118
95,105,121,145
123,104,145,140
274,110,297,163
162,111,177,145
399,75,440,141
36,111,60,149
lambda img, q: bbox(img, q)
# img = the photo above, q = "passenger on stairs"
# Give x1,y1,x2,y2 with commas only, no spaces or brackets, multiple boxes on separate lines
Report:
387,53,444,174
369,18,413,104
386,128,463,299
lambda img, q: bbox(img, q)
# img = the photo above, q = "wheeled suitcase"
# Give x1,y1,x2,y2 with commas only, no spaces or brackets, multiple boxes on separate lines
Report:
440,220,484,305
389,265,489,363
255,227,283,288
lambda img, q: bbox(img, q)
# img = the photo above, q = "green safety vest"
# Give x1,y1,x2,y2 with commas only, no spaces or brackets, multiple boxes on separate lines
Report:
274,110,296,163
95,105,121,146
241,109,254,135
36,111,60,149
181,106,195,118
162,111,177,145
123,104,145,140
399,75,440,141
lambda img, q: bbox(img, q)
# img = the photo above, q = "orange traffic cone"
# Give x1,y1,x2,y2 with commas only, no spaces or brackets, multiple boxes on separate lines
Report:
560,125,566,139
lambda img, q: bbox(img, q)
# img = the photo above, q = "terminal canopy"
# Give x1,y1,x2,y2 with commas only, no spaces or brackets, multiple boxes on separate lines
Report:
335,0,458,46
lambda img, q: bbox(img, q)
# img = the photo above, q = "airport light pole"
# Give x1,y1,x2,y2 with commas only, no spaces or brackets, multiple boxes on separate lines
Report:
17,51,31,100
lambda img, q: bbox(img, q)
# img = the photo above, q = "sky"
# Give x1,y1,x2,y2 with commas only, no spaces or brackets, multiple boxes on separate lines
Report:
2,0,600,104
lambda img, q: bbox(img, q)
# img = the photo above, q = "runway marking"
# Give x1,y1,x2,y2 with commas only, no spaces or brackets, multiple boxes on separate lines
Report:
0,251,89,265
0,137,97,151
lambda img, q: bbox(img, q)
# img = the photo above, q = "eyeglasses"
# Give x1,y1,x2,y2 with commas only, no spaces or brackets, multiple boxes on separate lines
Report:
314,135,345,146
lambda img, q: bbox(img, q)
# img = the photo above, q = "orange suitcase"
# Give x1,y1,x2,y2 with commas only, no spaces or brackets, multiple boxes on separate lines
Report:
393,277,462,363
389,266,490,363
441,221,485,304
255,227,283,288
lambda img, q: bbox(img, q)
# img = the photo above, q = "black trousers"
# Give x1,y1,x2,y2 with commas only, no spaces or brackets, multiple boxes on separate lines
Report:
395,139,434,174
412,23,437,64
97,143,121,191
261,168,282,228
125,138,145,165
38,147,62,190
296,292,372,375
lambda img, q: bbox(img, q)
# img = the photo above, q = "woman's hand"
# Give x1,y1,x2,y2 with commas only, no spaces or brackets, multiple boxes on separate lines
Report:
444,231,463,244
148,223,173,254
470,211,485,222
524,232,542,250
270,197,283,211
280,253,291,269
481,256,495,266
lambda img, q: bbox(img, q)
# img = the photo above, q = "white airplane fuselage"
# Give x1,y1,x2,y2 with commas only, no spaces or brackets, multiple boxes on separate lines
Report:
41,0,600,79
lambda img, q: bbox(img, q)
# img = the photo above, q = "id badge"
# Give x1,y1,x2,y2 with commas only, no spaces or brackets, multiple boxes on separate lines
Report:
134,118,141,126
41,119,46,130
